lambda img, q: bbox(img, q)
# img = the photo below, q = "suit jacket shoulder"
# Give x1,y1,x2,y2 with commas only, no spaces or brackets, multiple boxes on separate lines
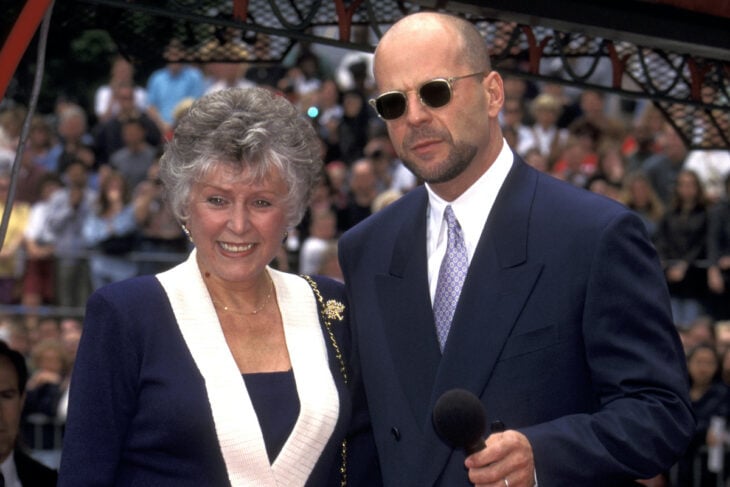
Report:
16,448,58,486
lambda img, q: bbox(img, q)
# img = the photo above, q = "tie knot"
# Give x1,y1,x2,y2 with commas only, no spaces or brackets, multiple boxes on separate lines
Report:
444,205,459,231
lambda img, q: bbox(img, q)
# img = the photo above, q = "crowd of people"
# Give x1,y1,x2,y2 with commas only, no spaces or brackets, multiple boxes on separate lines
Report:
0,15,727,484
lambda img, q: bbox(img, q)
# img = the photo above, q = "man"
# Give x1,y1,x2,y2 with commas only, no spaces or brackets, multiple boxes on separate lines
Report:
338,12,694,486
92,83,161,166
641,122,688,205
45,159,97,309
145,38,206,137
0,340,58,485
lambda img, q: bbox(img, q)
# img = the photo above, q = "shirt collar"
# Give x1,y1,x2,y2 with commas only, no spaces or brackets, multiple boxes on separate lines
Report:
426,139,514,259
1,451,21,487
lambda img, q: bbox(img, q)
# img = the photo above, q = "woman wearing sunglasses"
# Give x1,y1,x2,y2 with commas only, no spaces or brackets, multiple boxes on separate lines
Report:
338,11,693,487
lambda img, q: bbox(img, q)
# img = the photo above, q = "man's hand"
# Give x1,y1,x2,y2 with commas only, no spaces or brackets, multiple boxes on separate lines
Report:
465,430,535,487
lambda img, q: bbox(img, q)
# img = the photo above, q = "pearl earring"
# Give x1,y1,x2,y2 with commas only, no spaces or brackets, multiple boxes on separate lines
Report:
181,224,193,243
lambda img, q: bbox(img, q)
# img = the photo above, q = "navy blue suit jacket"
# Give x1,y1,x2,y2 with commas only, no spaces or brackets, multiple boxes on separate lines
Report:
16,448,57,486
338,155,694,486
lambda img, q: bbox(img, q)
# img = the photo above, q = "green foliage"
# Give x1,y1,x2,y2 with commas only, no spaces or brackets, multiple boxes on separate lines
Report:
70,30,116,64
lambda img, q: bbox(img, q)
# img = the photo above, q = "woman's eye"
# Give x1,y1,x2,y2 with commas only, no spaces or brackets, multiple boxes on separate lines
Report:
207,196,226,206
253,199,272,208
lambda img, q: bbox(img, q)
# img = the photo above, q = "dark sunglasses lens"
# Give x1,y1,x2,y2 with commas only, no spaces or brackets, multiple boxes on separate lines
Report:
420,80,451,108
376,93,407,120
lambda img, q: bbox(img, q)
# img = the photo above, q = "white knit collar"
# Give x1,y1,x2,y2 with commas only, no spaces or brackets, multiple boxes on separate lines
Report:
156,250,339,486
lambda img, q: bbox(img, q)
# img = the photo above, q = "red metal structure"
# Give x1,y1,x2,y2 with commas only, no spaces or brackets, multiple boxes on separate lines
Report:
1,0,729,149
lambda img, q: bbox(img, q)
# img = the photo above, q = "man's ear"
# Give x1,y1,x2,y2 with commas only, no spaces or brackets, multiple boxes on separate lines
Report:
484,71,504,118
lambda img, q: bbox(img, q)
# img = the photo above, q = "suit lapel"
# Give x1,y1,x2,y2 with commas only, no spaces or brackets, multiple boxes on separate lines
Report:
375,188,443,425
420,158,545,485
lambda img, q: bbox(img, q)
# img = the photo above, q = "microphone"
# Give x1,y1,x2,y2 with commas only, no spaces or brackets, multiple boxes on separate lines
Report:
433,388,488,455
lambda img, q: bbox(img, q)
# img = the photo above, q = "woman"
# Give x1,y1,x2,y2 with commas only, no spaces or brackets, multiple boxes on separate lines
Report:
706,173,730,320
676,344,730,486
59,87,381,486
619,171,664,238
653,169,709,328
82,168,139,291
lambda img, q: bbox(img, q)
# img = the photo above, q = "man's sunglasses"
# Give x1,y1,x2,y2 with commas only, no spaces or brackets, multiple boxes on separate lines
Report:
369,72,485,121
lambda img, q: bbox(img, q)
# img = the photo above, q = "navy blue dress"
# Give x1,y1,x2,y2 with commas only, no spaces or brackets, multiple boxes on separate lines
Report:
243,370,300,463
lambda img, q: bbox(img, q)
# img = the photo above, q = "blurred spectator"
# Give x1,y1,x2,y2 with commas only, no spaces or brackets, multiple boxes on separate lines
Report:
715,321,730,359
0,105,26,154
0,340,58,485
21,174,63,324
22,336,69,457
337,90,371,165
24,338,69,418
540,82,582,129
94,54,147,123
502,76,533,108
298,206,338,275
680,315,716,353
500,97,531,154
523,147,549,173
92,83,161,166
594,139,628,189
706,174,730,320
517,93,569,168
0,317,31,359
313,79,344,162
16,115,53,204
642,123,689,205
654,169,709,328
324,160,349,212
676,343,729,487
0,170,31,304
145,38,206,136
13,169,45,214
371,189,403,213
625,103,664,172
552,119,602,176
338,158,378,231
44,159,97,310
314,240,343,283
572,90,628,148
132,158,188,276
364,135,416,194
293,169,340,257
82,169,138,291
204,62,254,95
720,340,730,385
286,48,324,108
108,117,158,191
58,318,81,367
619,171,665,238
551,135,592,187
44,104,95,176
585,174,621,201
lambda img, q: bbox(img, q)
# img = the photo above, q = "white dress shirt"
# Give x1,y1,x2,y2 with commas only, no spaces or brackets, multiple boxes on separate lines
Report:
425,139,514,303
1,452,23,487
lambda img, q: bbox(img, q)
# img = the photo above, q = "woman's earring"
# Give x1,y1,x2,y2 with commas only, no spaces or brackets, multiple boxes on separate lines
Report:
181,224,193,243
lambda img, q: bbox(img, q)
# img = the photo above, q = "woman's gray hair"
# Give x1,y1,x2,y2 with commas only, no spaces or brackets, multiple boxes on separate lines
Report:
159,86,322,227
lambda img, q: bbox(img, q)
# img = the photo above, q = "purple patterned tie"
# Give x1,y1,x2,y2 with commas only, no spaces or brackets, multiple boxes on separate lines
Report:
433,205,468,352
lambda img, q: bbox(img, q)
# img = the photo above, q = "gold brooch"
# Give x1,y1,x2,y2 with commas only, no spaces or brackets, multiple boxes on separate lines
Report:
324,300,345,321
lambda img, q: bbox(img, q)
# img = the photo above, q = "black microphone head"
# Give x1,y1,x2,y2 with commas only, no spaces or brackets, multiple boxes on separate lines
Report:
433,388,487,455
